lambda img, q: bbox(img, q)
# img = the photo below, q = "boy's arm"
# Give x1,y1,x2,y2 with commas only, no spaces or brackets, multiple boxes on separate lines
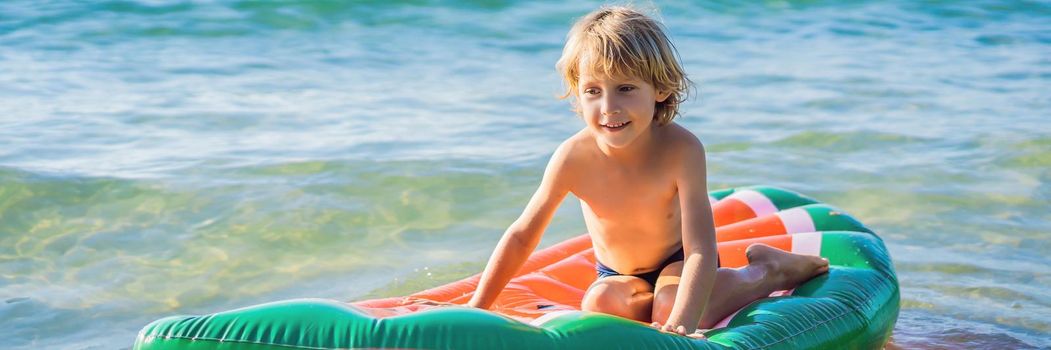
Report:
665,138,718,334
467,142,573,309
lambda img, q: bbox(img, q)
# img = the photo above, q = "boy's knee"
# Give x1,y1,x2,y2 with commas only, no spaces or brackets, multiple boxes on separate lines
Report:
582,280,651,320
581,281,621,312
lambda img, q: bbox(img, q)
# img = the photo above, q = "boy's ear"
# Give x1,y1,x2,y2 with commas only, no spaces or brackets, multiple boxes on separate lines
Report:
656,90,671,103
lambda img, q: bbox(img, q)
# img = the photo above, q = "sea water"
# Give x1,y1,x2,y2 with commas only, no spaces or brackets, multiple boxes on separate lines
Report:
0,1,1048,349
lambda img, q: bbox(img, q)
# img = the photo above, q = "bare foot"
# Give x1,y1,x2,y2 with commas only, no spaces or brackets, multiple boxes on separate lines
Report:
746,244,829,290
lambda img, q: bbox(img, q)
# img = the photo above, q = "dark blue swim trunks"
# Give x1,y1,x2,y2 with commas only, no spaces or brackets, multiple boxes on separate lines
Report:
595,248,720,287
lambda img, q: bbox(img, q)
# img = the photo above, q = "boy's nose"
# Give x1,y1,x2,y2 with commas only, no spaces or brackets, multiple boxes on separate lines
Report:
601,98,621,116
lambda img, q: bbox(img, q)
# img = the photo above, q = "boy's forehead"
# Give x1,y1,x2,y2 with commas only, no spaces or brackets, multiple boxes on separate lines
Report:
575,54,646,82
577,62,642,84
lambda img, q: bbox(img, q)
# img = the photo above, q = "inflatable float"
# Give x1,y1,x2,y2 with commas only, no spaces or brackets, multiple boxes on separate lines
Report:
134,186,899,350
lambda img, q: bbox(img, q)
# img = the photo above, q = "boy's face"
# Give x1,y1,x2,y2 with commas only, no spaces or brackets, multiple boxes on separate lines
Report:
577,67,671,149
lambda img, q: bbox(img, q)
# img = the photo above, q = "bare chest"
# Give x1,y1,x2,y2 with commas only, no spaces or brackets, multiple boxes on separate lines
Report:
572,163,679,227
571,162,683,273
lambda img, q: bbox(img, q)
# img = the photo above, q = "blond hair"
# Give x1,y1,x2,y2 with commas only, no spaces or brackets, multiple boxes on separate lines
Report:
556,6,692,125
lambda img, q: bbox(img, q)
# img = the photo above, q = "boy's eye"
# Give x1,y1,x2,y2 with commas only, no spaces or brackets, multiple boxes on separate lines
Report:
619,85,637,92
583,88,600,95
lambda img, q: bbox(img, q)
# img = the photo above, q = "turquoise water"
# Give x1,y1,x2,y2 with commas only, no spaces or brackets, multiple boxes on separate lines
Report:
1,0,1048,348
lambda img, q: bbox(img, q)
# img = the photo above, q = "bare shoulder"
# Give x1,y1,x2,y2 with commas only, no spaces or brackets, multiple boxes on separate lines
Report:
554,129,597,165
544,130,593,188
660,123,706,165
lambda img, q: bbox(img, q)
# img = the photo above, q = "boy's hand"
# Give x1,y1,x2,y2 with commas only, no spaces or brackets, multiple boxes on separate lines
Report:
651,322,707,339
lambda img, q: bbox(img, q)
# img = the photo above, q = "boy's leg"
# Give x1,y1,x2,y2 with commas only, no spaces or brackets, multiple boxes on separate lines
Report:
651,243,829,329
581,276,654,322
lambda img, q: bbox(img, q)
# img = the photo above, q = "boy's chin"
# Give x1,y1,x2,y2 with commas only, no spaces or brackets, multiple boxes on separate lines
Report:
596,134,636,149
588,126,640,149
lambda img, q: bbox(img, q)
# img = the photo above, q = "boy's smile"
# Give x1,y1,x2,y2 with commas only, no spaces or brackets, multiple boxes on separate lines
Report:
601,121,631,131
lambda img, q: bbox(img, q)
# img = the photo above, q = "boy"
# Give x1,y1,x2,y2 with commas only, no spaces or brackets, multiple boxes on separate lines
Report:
467,6,828,337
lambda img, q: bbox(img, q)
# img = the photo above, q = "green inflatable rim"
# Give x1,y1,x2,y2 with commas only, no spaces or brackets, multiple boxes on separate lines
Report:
133,186,899,350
